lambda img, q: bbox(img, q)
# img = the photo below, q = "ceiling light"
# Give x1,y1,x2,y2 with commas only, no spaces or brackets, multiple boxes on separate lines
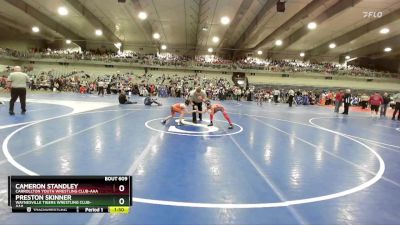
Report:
32,26,40,33
300,52,305,57
161,45,167,50
208,47,213,53
212,36,220,43
220,16,230,25
138,12,147,20
58,6,68,16
329,43,336,49
153,32,160,39
345,55,350,60
114,42,122,49
66,39,71,44
257,50,263,55
275,40,282,46
380,28,390,34
384,47,392,52
307,22,317,30
95,29,103,36
202,27,208,31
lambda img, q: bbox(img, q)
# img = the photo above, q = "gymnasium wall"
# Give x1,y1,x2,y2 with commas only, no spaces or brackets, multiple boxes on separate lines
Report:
0,27,47,51
0,39,46,51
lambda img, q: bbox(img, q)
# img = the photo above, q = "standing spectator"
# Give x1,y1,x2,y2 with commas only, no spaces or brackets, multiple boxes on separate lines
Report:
334,90,343,113
246,89,252,101
392,92,400,121
256,91,263,106
79,85,86,94
30,79,35,90
189,87,206,123
288,89,295,107
369,92,383,117
97,80,105,96
7,66,29,115
319,92,326,105
273,89,280,103
106,82,111,94
326,91,333,105
280,89,286,103
234,87,242,101
342,89,351,115
380,93,390,117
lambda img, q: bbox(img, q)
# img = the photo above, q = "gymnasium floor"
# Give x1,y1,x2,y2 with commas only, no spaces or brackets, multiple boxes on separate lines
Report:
0,93,399,225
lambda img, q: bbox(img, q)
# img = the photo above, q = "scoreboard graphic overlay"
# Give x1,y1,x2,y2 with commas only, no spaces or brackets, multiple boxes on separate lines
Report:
8,176,132,213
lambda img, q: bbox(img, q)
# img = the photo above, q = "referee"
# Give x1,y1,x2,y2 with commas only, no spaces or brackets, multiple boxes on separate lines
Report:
189,87,206,123
342,89,351,115
7,66,29,115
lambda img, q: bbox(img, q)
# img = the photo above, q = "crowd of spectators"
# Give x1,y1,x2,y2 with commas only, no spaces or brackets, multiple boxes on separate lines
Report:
3,68,238,102
1,48,398,79
1,47,398,114
1,64,397,117
239,58,398,78
252,87,397,112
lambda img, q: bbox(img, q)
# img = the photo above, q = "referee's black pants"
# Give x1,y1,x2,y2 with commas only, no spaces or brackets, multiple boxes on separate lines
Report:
192,102,202,122
393,102,400,120
10,88,26,113
343,103,350,115
273,95,279,103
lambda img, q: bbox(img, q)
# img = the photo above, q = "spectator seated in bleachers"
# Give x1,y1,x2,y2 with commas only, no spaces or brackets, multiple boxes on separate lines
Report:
1,47,398,79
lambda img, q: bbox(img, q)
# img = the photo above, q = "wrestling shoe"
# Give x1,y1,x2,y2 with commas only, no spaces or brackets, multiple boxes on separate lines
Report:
208,122,213,126
228,124,233,129
161,120,166,125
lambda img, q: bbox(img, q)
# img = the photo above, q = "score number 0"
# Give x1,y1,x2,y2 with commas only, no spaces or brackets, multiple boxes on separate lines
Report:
119,185,125,205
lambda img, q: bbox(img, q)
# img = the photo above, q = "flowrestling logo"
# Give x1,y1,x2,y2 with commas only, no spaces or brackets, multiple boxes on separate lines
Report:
363,11,383,18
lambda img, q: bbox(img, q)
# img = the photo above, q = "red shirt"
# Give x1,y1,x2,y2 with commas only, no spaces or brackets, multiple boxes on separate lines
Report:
369,94,383,106
335,92,343,101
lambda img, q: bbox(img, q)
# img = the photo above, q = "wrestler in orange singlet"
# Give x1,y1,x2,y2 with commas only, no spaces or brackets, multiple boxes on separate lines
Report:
161,100,197,126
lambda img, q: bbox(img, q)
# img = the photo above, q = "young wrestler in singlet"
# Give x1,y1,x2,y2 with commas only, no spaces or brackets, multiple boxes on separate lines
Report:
161,100,197,126
199,100,233,129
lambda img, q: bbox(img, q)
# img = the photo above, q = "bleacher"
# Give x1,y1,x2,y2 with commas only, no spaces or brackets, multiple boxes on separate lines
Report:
1,48,399,79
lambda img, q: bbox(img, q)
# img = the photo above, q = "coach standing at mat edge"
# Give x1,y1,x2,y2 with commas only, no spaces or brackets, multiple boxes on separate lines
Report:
7,66,29,115
189,87,207,123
